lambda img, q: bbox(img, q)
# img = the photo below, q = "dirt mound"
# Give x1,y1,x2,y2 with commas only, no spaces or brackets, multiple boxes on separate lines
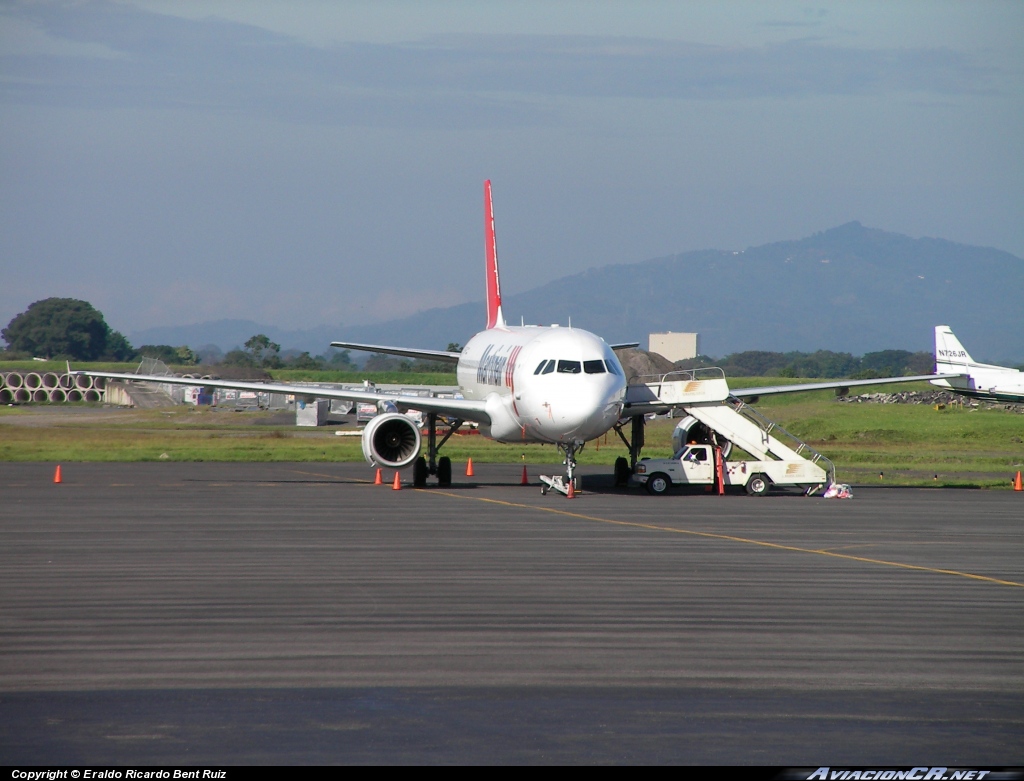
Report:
614,348,676,383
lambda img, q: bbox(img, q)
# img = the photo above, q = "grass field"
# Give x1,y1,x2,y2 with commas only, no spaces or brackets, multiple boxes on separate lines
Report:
2,377,1021,487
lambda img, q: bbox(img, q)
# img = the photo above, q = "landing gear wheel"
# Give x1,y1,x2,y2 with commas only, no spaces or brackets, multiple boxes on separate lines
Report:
413,456,428,488
541,484,549,495
437,456,452,487
746,474,770,496
645,473,671,495
614,456,630,487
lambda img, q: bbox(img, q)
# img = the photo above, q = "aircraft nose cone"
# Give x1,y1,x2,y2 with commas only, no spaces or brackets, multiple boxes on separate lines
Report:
559,378,625,440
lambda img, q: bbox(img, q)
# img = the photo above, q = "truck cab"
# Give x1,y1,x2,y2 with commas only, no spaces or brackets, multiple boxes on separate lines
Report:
632,444,714,494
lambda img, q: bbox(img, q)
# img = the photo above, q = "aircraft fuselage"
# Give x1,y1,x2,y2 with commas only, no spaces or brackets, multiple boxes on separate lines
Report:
456,325,627,444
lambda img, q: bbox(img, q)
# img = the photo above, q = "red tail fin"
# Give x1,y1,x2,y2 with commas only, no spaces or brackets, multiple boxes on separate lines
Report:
484,180,504,329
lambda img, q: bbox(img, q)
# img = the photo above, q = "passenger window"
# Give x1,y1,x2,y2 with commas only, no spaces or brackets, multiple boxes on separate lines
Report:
583,360,606,374
541,360,555,374
534,361,547,375
557,360,582,374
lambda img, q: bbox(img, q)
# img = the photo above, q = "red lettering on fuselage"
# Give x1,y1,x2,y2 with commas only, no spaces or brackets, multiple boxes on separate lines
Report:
476,343,521,387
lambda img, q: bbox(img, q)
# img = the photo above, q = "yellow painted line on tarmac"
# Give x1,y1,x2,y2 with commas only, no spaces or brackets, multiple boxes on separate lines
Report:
287,468,374,484
434,491,1024,590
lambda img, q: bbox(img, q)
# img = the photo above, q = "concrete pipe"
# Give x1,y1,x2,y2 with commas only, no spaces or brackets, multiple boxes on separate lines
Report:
14,388,30,403
84,389,101,402
59,373,74,389
48,388,68,403
0,388,13,404
32,388,48,402
43,372,59,389
75,374,93,390
25,372,43,389
93,377,106,390
5,372,24,389
67,389,83,402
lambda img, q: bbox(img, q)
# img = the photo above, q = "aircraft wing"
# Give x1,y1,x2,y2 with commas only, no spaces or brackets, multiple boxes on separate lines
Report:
74,370,491,424
732,373,963,401
329,341,461,364
622,372,964,414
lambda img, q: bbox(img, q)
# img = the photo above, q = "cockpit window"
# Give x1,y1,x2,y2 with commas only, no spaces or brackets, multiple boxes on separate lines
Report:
604,359,623,376
534,361,547,375
583,360,606,374
557,360,581,374
542,360,555,374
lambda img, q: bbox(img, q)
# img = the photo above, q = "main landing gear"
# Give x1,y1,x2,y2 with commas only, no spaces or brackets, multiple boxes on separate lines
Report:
539,441,584,497
412,412,463,488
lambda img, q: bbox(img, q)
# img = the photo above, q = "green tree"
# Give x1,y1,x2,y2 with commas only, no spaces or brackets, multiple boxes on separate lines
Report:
175,346,199,366
136,344,198,365
288,351,324,370
244,334,281,368
137,345,180,363
2,298,113,360
102,330,136,361
222,349,257,368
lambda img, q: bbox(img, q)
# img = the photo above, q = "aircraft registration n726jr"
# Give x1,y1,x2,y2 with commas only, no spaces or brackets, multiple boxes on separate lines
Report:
930,325,1024,404
77,181,958,495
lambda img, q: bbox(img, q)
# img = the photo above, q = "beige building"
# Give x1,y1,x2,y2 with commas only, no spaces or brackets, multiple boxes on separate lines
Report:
648,332,699,362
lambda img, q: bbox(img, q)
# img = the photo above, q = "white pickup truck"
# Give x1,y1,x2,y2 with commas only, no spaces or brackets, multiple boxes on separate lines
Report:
630,443,827,496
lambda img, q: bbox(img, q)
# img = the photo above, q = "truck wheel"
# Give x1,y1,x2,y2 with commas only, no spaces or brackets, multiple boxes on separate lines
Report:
614,456,630,487
413,456,428,488
437,456,452,487
646,473,671,495
746,474,770,496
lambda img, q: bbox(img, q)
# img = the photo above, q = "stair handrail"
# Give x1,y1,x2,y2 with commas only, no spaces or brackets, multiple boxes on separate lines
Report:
728,396,836,484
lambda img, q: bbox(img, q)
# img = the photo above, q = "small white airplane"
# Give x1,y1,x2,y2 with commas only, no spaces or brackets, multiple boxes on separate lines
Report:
75,182,961,495
931,325,1024,403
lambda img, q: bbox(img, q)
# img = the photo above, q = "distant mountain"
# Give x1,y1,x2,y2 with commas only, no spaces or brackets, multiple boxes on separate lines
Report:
133,223,1024,363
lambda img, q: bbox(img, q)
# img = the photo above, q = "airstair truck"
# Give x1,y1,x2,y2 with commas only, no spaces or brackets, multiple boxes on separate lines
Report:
626,370,834,496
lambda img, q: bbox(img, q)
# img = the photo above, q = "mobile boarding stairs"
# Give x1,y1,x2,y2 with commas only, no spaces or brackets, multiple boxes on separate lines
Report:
617,368,836,495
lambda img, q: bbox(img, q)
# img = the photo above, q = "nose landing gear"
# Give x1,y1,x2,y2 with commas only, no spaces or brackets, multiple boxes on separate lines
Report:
539,441,584,497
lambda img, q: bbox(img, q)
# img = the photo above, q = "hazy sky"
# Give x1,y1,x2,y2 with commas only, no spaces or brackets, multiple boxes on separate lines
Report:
2,1,1021,338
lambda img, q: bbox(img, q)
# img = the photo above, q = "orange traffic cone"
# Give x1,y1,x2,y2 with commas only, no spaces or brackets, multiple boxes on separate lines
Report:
1014,471,1023,491
53,465,62,484
466,458,474,477
567,479,575,499
520,465,529,485
374,468,382,485
392,472,401,490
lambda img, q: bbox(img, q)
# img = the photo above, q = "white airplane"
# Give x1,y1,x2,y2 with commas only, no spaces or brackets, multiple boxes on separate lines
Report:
75,182,960,495
79,182,633,492
931,325,1024,403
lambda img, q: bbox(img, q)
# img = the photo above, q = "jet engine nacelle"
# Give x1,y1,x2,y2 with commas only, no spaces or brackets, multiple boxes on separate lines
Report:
672,414,733,459
361,412,422,468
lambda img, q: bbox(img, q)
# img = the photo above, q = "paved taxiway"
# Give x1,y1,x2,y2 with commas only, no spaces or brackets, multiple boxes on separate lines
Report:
1,462,1022,763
